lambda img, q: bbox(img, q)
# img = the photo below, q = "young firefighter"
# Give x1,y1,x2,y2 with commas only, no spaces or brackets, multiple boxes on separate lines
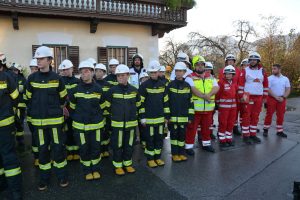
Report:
139,60,170,168
94,63,111,158
106,64,141,176
166,62,194,162
216,65,238,148
263,64,291,137
25,46,69,191
137,72,149,148
26,59,39,166
58,59,80,161
69,60,105,181
0,52,22,200
10,63,27,148
104,58,119,86
159,66,170,86
219,54,242,136
238,52,268,144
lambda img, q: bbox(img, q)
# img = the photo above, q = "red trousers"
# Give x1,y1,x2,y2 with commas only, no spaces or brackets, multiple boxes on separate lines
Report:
241,95,263,137
185,111,213,148
264,96,286,132
218,107,236,143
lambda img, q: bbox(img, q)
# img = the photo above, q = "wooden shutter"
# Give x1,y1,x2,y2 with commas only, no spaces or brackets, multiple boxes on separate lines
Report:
68,46,79,74
97,47,108,66
127,47,138,67
32,45,40,58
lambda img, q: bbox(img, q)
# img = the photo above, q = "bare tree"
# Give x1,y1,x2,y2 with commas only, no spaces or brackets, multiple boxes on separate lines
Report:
159,37,192,67
233,20,257,64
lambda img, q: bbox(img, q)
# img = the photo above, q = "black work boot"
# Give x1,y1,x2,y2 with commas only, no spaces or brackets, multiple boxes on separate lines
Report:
185,149,195,156
227,141,235,146
263,129,268,137
243,136,253,145
277,132,287,138
219,142,229,148
233,126,242,136
250,135,261,144
202,145,215,153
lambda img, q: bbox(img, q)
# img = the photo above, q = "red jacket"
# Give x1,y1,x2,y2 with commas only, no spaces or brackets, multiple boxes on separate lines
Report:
216,78,238,109
238,64,268,99
218,66,241,84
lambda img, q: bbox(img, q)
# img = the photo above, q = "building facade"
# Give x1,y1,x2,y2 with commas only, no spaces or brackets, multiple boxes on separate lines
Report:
0,0,191,72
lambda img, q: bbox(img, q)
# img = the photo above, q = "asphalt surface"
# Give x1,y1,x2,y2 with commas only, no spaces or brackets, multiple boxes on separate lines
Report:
1,97,300,200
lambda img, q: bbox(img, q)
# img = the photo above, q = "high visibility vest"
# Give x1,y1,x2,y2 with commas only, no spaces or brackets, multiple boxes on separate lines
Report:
192,77,215,112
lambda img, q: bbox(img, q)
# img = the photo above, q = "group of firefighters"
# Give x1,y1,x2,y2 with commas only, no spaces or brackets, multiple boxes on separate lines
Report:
0,45,291,199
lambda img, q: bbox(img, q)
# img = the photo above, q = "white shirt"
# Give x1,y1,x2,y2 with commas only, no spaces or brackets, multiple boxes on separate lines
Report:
268,74,290,96
244,67,265,95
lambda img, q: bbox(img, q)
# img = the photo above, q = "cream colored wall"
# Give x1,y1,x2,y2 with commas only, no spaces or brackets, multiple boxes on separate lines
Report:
0,16,159,67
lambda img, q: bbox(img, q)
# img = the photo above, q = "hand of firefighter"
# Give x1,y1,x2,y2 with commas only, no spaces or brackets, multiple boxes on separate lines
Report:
165,119,169,124
188,120,192,124
141,119,146,127
63,106,70,118
203,94,211,102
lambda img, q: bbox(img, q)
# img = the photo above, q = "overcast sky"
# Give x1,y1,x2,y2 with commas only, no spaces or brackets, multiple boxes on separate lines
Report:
159,0,300,50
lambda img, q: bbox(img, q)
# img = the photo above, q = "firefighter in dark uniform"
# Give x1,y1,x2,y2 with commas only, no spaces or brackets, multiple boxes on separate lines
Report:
0,52,22,200
10,63,27,148
139,60,170,168
106,64,141,176
104,58,119,86
166,62,194,162
25,46,69,191
69,60,105,181
58,59,80,161
25,59,39,166
94,63,111,158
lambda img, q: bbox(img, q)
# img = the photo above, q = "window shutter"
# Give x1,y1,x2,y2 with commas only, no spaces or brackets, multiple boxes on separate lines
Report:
68,46,79,74
127,47,138,67
97,47,108,66
32,45,40,58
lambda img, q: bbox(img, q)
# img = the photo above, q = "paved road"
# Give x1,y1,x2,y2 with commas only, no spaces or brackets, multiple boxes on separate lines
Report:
1,97,300,200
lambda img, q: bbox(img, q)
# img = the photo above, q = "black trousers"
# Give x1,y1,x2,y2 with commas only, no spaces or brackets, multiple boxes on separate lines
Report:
144,124,164,160
74,129,101,175
169,123,187,155
111,127,136,168
65,117,78,155
34,126,67,183
0,127,22,197
15,108,26,143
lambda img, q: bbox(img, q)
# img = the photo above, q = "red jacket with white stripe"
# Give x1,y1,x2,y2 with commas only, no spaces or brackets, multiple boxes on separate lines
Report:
238,65,268,98
216,78,238,109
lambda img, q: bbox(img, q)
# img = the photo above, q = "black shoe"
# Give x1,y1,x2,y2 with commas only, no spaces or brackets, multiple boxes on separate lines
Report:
277,132,287,138
219,142,229,148
59,179,69,188
243,136,253,145
38,182,48,191
263,129,268,137
210,133,216,140
227,141,235,146
202,145,215,153
250,135,261,143
185,149,195,156
233,126,242,136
